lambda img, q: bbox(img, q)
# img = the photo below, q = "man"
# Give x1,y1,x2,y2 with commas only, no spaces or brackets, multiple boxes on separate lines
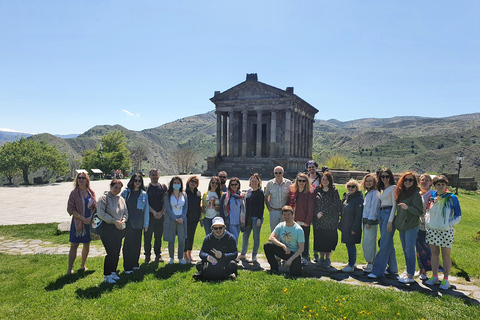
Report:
264,166,292,232
306,160,322,189
194,217,238,281
218,171,228,192
144,169,167,263
264,206,305,276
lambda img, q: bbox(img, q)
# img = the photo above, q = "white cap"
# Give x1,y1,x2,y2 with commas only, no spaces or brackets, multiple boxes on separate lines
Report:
211,217,226,228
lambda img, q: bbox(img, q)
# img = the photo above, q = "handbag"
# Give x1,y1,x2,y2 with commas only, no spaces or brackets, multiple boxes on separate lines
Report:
91,196,107,236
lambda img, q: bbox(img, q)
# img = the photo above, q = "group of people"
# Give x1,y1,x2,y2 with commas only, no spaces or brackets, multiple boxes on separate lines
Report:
67,163,462,287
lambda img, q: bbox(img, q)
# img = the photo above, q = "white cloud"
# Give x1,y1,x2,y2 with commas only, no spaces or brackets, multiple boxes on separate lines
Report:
122,110,140,117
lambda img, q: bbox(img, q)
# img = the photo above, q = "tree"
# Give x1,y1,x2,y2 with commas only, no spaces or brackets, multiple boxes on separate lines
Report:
171,147,197,174
130,144,148,173
0,142,20,184
324,154,354,170
82,130,131,174
0,138,69,184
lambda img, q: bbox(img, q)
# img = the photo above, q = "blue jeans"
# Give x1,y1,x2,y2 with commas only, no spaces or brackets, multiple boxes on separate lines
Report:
203,217,213,235
399,226,419,276
371,208,398,276
228,224,241,246
241,217,263,257
346,243,357,267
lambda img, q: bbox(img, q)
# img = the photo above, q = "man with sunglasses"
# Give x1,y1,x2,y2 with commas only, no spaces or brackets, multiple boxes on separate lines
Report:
194,217,238,281
265,166,292,232
218,171,228,192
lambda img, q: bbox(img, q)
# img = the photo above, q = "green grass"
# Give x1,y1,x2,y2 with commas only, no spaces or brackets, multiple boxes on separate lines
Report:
0,253,479,320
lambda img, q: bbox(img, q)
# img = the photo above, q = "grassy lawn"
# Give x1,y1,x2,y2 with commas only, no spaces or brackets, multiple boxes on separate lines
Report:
0,188,479,319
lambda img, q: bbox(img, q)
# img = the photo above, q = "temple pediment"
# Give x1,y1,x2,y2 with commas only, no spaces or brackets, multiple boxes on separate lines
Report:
211,81,288,102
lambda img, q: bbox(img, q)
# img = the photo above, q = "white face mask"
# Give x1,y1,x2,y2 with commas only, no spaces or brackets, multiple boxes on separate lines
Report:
173,184,181,190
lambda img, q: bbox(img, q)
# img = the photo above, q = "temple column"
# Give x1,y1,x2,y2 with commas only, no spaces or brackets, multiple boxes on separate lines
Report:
222,113,228,156
308,117,313,158
242,110,248,157
270,110,276,157
229,110,234,157
284,109,291,156
216,111,221,156
302,115,307,157
256,110,262,157
294,112,299,157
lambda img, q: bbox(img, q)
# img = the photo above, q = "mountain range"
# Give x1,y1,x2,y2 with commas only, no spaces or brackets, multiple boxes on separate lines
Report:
2,111,479,183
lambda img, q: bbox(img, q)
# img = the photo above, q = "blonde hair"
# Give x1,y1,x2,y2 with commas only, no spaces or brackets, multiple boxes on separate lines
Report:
291,173,312,194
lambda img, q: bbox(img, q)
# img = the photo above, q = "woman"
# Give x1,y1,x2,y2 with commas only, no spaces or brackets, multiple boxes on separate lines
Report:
339,179,364,272
360,173,380,273
238,173,264,262
287,173,314,265
220,177,245,244
416,174,435,280
313,172,342,268
96,179,128,283
368,168,398,279
425,175,462,290
202,176,222,234
393,172,423,283
184,176,202,263
164,176,188,264
121,174,149,273
66,172,97,275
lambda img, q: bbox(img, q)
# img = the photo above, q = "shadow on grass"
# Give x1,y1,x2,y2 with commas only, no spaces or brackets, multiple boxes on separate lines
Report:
75,262,194,299
45,269,95,291
452,258,470,282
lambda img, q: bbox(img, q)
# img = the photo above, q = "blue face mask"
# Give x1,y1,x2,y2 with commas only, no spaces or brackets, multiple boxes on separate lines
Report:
173,184,181,190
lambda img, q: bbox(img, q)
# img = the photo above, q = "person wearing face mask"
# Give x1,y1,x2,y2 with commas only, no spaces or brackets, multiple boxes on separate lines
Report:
194,217,238,281
163,176,188,264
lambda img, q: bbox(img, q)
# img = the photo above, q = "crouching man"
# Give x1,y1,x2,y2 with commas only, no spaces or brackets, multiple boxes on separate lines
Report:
264,206,304,276
194,217,238,280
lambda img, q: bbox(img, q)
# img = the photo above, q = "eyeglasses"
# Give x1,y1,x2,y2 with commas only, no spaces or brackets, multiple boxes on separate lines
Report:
347,185,356,189
213,226,224,231
134,179,142,182
274,172,283,175
307,166,316,169
380,175,390,179
219,176,227,179
297,180,307,183
190,180,198,184
404,178,414,183
77,176,87,180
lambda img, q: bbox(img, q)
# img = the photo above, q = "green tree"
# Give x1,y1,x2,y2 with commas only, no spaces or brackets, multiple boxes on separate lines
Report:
0,138,69,184
0,141,20,184
82,130,131,174
324,154,354,170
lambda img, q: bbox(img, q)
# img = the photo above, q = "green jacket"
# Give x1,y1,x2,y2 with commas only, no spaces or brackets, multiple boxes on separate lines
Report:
394,191,424,231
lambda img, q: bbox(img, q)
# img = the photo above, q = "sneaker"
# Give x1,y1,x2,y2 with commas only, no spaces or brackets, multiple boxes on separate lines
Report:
439,279,451,290
110,272,120,281
414,271,421,277
229,273,237,280
342,265,355,273
252,256,257,262
103,275,116,283
124,270,133,274
396,272,408,280
301,258,308,266
398,276,415,284
168,258,174,265
364,263,373,273
323,258,331,268
317,257,325,266
419,274,428,281
367,273,378,279
238,255,247,261
425,276,441,286
179,259,187,265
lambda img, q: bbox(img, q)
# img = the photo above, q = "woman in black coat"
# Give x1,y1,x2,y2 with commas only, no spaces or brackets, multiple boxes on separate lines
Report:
339,179,364,272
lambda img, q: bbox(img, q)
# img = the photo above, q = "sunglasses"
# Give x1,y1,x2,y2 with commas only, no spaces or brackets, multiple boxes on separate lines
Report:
134,179,142,182
77,176,87,180
213,226,224,231
347,185,356,189
211,182,219,185
190,180,198,184
230,183,238,186
219,176,227,179
404,178,414,183
380,175,390,179
297,180,307,183
274,172,283,175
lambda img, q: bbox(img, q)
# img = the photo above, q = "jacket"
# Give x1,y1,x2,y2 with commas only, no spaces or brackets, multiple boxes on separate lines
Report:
340,191,364,244
96,191,128,224
393,190,423,231
426,191,461,231
163,191,188,242
120,188,149,229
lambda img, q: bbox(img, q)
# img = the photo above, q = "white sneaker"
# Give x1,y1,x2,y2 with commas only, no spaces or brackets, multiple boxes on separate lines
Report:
367,273,378,279
419,274,428,281
341,265,355,273
398,276,415,284
439,279,451,290
426,276,441,286
110,272,120,281
103,275,116,283
363,263,373,273
168,258,174,264
179,259,187,265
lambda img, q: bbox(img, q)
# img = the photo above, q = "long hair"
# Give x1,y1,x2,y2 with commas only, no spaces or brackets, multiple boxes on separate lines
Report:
127,173,146,191
319,172,334,190
74,172,91,190
228,177,241,193
291,173,312,194
395,172,419,202
377,168,395,191
167,176,184,195
208,176,222,198
186,175,199,191
361,173,377,192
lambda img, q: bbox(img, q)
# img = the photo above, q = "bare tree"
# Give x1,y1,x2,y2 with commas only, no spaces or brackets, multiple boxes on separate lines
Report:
171,147,197,174
130,144,148,173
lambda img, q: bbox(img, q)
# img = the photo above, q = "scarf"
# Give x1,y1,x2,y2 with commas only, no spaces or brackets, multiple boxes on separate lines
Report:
68,188,97,237
224,190,243,217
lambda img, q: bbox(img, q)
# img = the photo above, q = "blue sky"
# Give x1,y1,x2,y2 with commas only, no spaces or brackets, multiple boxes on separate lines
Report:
1,1,479,135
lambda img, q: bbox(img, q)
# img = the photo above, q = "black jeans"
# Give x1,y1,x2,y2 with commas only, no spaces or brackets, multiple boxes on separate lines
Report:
301,225,311,259
144,214,164,258
185,221,199,251
264,241,302,276
195,259,238,280
123,222,143,271
100,223,124,276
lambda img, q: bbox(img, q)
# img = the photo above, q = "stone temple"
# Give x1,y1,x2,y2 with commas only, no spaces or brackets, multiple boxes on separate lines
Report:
204,73,318,178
